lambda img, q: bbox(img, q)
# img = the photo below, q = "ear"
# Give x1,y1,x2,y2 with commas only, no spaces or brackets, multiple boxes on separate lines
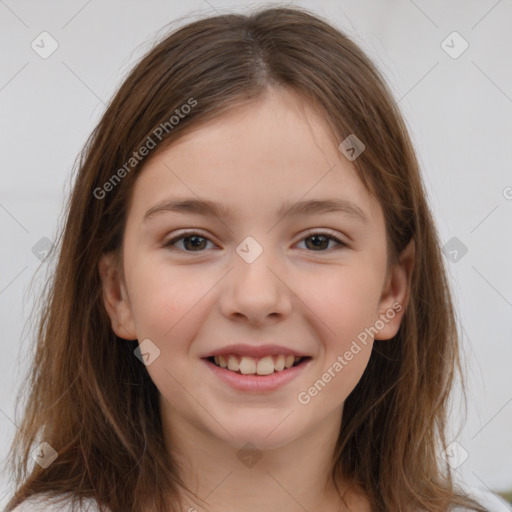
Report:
374,238,415,341
98,252,137,340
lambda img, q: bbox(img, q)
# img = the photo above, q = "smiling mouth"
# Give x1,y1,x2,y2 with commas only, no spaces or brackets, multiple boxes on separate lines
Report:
205,354,311,375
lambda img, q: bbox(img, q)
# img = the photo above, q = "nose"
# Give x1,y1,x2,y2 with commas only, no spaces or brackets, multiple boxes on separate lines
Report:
218,244,293,325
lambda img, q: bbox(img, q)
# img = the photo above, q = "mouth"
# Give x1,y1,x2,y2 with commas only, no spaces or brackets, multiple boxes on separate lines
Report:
204,354,311,376
202,353,313,393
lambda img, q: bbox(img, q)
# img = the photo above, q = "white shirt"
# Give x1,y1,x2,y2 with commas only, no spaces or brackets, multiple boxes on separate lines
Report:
9,487,512,511
9,494,106,512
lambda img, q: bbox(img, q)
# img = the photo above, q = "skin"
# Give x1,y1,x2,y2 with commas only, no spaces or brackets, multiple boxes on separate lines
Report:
100,86,414,512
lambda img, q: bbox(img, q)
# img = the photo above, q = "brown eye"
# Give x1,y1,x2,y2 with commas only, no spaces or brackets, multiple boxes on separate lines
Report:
299,232,348,251
163,232,213,252
304,234,330,250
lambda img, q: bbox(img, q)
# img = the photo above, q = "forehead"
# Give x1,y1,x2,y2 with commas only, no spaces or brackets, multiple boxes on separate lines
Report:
128,87,381,226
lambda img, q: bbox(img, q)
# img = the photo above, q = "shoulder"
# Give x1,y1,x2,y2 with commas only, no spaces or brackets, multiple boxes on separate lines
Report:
451,486,512,512
9,493,109,512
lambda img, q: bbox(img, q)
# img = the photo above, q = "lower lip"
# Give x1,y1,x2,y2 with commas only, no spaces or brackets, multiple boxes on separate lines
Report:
202,357,312,392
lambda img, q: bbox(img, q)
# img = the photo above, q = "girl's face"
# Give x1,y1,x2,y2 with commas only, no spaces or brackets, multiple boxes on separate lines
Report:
101,87,413,450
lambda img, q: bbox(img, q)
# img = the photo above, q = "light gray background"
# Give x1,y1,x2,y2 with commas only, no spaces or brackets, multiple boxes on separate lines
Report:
1,0,511,507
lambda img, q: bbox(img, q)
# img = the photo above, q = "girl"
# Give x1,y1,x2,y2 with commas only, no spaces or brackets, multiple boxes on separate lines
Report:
4,6,507,512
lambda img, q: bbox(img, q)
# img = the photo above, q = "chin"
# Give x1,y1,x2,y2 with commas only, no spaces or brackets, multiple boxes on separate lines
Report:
210,416,303,451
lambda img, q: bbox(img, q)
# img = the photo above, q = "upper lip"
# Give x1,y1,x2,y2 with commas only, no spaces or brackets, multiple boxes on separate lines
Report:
200,344,311,359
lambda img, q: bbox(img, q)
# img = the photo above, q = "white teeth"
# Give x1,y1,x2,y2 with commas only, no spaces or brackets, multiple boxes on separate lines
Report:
239,356,257,375
212,354,306,374
274,354,285,371
227,355,240,372
213,355,228,368
256,356,275,375
285,355,295,369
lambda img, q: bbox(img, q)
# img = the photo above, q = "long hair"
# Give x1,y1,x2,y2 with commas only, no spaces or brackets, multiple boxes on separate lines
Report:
4,6,487,512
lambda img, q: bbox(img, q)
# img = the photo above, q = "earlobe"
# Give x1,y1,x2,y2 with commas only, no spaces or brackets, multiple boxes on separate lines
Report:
374,238,415,341
98,252,137,340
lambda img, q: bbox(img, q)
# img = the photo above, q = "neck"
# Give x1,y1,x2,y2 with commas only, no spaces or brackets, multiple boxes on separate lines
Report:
161,402,359,512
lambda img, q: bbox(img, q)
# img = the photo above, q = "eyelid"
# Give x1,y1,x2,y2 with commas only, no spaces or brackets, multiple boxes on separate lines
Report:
162,229,217,248
301,227,346,241
300,228,351,248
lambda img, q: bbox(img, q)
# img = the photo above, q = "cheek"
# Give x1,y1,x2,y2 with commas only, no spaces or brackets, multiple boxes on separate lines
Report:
295,262,383,340
293,264,380,400
126,258,210,340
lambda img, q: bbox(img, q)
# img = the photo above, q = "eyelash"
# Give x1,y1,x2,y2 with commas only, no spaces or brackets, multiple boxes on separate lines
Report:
162,229,350,253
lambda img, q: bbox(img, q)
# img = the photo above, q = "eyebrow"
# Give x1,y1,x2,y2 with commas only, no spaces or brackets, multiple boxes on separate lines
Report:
143,197,369,224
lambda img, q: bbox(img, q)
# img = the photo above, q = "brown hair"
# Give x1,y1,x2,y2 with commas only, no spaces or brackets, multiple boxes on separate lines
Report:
4,6,487,512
